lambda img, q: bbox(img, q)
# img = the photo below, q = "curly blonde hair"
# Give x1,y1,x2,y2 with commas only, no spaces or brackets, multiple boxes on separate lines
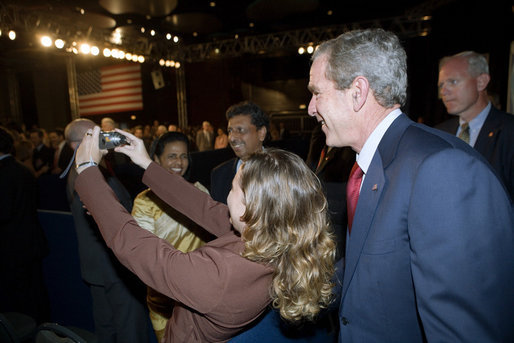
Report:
239,148,336,322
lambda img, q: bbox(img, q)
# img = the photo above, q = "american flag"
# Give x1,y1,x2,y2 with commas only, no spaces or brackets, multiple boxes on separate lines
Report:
77,64,143,116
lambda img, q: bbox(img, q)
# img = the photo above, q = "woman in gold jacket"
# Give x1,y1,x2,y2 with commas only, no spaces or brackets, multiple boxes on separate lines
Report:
132,131,212,341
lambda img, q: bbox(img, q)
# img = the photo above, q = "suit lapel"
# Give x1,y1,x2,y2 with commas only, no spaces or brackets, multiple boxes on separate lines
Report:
341,114,411,297
342,155,385,296
474,107,500,157
315,147,335,174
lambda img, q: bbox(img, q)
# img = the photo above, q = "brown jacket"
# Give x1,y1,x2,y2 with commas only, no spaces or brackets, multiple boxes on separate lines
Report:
75,162,273,342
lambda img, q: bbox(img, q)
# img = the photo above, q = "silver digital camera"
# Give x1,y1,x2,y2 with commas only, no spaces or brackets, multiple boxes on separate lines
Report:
99,131,128,149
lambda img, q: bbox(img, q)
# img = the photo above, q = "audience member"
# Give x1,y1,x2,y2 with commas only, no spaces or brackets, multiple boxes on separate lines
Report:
132,131,212,342
306,123,355,259
48,128,74,175
74,126,336,342
64,119,149,343
132,125,144,139
167,124,179,132
155,125,168,138
101,117,116,131
30,128,53,176
308,28,514,341
210,101,268,204
0,126,50,323
436,51,514,199
14,138,36,175
195,121,214,152
279,122,290,140
214,127,228,149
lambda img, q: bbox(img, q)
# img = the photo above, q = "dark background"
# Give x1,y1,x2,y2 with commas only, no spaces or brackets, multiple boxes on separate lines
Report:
0,0,512,131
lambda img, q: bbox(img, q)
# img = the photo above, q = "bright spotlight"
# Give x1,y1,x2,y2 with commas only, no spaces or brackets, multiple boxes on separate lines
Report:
137,55,145,63
103,48,111,57
125,53,132,60
8,30,16,40
150,30,155,36
55,39,65,49
165,60,171,67
159,59,165,66
306,46,314,54
118,50,125,59
298,47,305,55
41,36,52,47
166,33,172,40
131,55,138,62
173,36,179,43
80,43,91,54
175,62,181,69
111,49,119,58
91,46,100,56
170,61,175,67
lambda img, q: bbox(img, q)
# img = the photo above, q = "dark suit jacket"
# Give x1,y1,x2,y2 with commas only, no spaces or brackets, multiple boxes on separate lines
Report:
0,155,49,320
314,147,355,259
75,163,273,342
57,143,75,171
66,167,137,285
210,157,238,204
338,114,514,342
436,106,514,200
32,144,54,172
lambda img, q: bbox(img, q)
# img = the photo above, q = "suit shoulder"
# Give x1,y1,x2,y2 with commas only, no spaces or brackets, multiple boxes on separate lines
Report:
490,108,514,128
401,123,483,162
211,158,237,175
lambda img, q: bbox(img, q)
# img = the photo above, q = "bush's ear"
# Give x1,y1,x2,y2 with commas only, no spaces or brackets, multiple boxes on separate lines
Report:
351,76,369,112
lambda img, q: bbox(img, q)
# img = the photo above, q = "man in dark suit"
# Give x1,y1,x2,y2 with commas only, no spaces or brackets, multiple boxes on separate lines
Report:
210,101,268,204
436,51,514,200
48,128,74,175
64,119,149,343
0,126,50,322
306,123,355,259
308,29,514,342
30,128,54,176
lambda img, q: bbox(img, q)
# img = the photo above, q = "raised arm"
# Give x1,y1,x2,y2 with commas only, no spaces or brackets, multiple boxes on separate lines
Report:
76,126,232,237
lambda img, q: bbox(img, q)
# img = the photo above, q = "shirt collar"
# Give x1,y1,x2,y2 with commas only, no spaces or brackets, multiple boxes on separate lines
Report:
356,108,402,174
459,102,490,132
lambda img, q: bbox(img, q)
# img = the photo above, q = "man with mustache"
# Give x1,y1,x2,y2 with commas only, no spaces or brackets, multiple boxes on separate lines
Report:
210,101,268,204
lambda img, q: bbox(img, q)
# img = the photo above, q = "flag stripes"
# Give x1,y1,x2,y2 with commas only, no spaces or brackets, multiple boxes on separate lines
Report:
78,64,143,116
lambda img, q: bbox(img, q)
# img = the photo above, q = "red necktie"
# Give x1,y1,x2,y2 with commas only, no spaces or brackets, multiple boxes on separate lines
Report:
347,162,364,234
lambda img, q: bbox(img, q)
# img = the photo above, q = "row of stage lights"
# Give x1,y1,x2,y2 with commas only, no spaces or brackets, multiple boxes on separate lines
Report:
1,29,181,68
298,45,316,55
0,29,17,40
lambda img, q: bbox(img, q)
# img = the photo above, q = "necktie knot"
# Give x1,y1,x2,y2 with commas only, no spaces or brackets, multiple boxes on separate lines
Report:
347,162,363,234
458,122,470,144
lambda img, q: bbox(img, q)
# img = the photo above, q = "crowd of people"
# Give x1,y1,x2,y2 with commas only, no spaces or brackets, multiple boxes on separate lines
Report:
1,28,513,343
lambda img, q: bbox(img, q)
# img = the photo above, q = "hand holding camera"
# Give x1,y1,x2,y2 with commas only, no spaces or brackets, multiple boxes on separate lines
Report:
99,130,129,149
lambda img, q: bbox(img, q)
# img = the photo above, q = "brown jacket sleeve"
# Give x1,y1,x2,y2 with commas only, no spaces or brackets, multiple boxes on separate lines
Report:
143,162,232,237
74,165,251,314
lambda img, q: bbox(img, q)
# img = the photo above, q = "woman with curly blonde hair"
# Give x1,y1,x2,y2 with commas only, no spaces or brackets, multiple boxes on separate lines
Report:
239,150,335,322
73,126,336,343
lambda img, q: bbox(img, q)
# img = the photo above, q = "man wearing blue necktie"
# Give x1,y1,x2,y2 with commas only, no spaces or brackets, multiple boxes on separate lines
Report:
307,29,513,342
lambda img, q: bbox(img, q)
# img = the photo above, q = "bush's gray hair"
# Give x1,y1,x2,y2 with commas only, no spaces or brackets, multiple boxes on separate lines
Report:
312,28,407,107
